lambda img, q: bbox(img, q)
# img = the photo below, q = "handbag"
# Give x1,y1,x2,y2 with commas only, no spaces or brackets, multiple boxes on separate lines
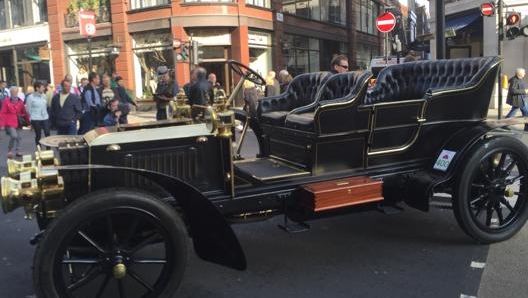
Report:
17,115,27,128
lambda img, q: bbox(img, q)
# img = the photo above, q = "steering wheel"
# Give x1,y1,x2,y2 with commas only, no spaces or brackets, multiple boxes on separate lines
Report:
228,60,266,86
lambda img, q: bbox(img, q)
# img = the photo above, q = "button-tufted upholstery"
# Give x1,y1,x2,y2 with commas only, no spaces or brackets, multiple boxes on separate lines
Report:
258,72,332,126
284,71,372,132
364,56,502,105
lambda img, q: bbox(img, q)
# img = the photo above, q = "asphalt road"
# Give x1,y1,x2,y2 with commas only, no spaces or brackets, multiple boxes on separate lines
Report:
0,122,527,298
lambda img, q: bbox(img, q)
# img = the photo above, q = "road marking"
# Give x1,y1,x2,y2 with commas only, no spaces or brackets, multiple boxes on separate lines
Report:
459,294,477,298
470,261,486,269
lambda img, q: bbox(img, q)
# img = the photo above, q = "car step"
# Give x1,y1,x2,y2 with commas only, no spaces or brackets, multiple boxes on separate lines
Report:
295,176,384,212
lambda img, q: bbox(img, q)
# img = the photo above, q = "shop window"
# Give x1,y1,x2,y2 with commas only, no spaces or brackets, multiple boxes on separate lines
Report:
245,0,270,9
283,0,344,25
0,0,48,29
132,31,174,99
281,34,320,76
38,0,48,23
0,0,6,30
130,0,169,10
358,0,379,35
183,0,235,3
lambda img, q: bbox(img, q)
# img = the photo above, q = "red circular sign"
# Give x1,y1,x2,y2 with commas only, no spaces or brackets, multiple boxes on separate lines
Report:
376,12,396,33
480,3,495,17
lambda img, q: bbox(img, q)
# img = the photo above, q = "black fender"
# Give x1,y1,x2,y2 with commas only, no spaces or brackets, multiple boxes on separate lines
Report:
57,165,246,270
385,123,498,211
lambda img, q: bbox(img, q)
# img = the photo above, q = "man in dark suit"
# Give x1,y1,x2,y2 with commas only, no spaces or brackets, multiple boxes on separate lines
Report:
188,67,211,118
50,80,83,135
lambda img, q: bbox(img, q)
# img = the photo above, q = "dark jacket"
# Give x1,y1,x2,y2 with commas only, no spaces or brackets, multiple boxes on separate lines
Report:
154,80,178,109
188,78,211,107
506,76,527,108
51,92,83,128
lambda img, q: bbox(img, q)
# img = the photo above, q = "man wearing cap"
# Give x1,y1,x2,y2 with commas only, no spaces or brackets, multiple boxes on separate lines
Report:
154,66,179,120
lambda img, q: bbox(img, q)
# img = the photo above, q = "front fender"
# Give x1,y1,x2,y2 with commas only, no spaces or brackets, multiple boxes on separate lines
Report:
59,165,246,270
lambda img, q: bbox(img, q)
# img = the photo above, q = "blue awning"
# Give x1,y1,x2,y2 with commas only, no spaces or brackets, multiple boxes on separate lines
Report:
445,11,480,31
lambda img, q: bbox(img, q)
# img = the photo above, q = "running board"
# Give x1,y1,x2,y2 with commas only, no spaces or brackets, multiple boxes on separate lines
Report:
295,176,383,212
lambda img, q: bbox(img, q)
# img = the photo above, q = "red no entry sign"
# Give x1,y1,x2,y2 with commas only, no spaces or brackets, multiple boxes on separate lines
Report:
480,2,495,17
376,12,396,33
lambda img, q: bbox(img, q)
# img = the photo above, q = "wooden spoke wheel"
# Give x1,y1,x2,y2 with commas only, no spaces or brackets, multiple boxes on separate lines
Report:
33,190,188,298
454,136,528,243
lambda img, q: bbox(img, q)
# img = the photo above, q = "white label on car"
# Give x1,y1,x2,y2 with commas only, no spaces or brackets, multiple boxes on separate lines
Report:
433,149,456,171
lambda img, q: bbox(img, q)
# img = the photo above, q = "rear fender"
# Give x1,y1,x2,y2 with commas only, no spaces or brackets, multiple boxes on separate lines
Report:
387,124,495,211
59,165,246,270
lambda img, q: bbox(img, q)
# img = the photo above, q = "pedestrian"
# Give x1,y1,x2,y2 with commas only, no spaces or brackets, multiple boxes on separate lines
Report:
505,68,528,130
243,80,259,116
208,73,223,103
114,76,139,124
54,74,81,96
78,72,101,133
188,67,211,118
183,68,198,98
0,80,9,100
278,69,293,93
99,74,116,108
79,77,88,94
1,86,30,158
50,79,83,135
154,66,178,120
330,54,349,74
264,71,280,97
102,98,123,126
25,81,50,147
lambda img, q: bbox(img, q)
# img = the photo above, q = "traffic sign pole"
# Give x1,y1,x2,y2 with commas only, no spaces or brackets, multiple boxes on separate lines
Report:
88,37,92,73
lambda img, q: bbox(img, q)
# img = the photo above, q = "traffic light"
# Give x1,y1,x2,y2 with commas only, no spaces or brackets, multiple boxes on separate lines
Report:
191,41,203,65
506,12,521,39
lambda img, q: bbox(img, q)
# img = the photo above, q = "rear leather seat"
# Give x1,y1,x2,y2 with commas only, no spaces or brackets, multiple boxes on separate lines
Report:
364,56,501,105
258,72,332,126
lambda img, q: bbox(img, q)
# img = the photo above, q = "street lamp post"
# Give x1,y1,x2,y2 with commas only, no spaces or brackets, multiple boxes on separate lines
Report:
88,37,92,73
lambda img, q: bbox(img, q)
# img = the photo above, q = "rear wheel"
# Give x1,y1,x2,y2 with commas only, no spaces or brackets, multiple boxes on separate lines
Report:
33,189,188,298
454,136,528,243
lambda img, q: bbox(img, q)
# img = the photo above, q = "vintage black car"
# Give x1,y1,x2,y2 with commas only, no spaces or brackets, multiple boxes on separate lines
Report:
2,57,527,298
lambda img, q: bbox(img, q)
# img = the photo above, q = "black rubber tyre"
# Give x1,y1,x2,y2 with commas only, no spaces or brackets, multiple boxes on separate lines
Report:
33,189,188,298
454,136,528,243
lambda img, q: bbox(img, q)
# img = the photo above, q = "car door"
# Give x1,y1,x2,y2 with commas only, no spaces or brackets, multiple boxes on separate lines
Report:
366,99,426,154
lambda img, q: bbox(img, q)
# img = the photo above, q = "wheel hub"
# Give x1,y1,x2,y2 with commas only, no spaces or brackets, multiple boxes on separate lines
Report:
111,252,127,279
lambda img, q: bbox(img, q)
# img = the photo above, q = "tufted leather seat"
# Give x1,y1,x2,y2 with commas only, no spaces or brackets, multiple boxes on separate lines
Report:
284,71,372,132
364,56,502,105
257,72,332,126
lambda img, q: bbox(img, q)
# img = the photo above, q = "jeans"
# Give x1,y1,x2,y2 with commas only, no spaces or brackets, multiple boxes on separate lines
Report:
78,111,95,134
5,126,22,153
505,105,528,131
57,121,77,135
31,119,51,147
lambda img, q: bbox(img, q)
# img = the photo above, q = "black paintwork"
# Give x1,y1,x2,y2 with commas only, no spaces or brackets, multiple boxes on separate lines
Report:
53,57,509,270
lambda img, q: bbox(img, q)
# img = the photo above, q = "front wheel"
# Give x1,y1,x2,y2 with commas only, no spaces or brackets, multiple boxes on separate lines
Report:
454,136,528,243
33,189,188,298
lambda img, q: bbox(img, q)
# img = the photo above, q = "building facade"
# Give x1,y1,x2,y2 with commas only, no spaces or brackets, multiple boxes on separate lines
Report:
43,0,415,100
429,0,528,108
0,0,51,89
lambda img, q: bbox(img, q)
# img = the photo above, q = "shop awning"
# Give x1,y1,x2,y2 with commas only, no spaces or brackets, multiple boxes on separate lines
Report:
445,11,480,31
